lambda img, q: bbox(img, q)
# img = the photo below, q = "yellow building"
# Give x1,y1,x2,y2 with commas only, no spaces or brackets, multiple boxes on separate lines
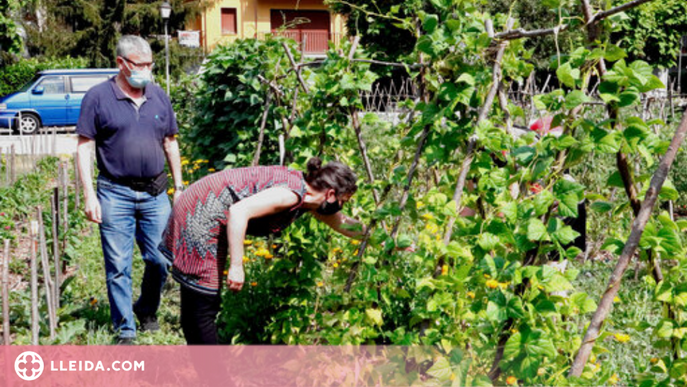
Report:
187,0,347,55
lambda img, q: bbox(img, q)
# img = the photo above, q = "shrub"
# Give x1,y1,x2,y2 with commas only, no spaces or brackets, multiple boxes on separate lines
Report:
0,56,88,97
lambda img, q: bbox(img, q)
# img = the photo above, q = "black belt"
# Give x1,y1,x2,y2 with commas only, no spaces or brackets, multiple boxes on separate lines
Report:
102,171,168,196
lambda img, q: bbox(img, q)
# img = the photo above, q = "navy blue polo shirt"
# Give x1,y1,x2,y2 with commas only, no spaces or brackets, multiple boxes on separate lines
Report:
76,77,178,179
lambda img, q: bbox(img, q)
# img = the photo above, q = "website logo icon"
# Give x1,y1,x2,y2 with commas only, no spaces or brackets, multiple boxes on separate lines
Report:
15,351,45,381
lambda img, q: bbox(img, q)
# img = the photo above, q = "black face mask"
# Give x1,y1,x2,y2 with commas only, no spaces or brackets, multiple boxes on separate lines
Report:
316,199,342,215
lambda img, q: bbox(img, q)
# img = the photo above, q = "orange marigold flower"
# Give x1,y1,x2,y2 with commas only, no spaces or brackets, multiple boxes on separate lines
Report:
486,279,499,289
250,282,258,287
506,376,517,385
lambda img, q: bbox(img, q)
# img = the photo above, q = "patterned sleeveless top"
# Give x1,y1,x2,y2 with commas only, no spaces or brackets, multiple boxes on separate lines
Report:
159,166,308,294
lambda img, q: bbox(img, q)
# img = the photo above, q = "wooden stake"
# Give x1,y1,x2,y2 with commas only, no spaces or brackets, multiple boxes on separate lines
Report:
52,127,57,156
282,42,309,93
251,92,273,166
62,161,69,235
570,105,687,377
30,220,39,345
51,188,61,309
2,239,10,345
73,153,80,209
9,144,15,184
37,207,56,339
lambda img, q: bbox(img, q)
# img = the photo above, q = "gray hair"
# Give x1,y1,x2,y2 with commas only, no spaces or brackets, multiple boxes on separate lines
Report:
116,35,152,59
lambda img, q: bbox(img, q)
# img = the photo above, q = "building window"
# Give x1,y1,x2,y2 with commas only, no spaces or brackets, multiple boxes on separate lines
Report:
221,8,237,35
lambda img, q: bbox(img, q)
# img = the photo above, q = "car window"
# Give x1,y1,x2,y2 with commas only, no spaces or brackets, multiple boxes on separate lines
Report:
70,76,110,93
18,75,41,92
37,76,65,94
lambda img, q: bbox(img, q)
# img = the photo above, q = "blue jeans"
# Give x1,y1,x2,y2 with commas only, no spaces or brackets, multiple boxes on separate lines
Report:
97,176,171,339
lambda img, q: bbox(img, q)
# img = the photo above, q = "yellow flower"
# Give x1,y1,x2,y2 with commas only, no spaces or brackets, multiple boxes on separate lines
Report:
264,253,274,259
484,273,491,279
271,244,278,249
194,159,202,164
242,256,249,263
511,328,518,334
416,201,425,209
255,247,270,257
89,297,98,306
441,265,448,275
613,296,620,303
208,168,216,172
467,291,475,299
650,357,658,364
351,240,360,245
608,373,619,385
589,354,596,363
614,333,630,343
181,160,190,166
167,188,174,195
425,223,439,234
333,262,339,268
421,213,434,220
250,282,258,287
353,249,359,255
203,159,209,163
243,240,253,245
486,279,499,289
498,282,509,289
223,270,228,275
331,247,343,254
449,373,456,381
506,376,517,385
316,281,324,287
183,180,189,185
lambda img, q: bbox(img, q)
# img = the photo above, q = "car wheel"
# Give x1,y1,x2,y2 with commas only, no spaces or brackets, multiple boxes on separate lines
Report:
15,113,41,135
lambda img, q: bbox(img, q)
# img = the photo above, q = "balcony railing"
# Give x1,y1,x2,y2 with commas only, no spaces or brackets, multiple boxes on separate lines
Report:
258,32,344,55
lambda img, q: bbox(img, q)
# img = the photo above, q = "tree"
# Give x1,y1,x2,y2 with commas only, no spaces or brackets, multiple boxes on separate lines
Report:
21,0,207,68
611,0,687,68
0,0,27,55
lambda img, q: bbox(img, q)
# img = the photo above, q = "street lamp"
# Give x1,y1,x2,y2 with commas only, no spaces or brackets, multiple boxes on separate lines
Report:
160,1,172,95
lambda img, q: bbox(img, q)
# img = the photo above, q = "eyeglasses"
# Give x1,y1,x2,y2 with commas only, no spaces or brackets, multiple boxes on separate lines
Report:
121,56,155,70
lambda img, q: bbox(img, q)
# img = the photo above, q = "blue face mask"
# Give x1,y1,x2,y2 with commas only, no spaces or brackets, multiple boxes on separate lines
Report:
123,60,152,89
126,69,152,89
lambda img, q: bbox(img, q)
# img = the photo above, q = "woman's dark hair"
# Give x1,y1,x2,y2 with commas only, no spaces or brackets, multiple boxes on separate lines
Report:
305,157,358,196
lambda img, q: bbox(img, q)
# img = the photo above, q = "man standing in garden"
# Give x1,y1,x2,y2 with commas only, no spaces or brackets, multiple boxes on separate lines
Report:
75,35,184,345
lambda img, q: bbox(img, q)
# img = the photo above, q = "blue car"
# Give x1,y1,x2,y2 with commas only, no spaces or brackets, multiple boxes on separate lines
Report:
0,69,119,134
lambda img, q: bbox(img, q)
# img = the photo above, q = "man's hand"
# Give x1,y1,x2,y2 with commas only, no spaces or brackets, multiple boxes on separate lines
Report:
84,195,102,223
227,265,244,292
